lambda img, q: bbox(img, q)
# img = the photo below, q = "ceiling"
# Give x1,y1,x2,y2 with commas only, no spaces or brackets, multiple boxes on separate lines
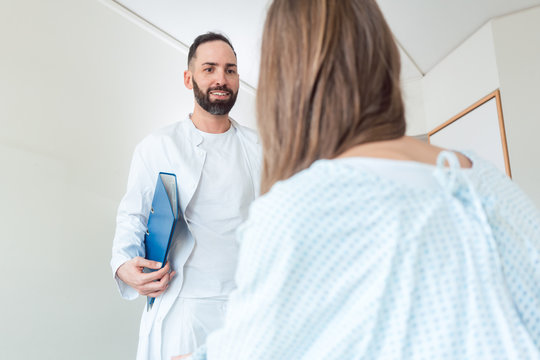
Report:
113,0,540,87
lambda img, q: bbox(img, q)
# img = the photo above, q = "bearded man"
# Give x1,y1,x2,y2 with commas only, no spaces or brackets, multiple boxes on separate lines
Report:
111,32,261,360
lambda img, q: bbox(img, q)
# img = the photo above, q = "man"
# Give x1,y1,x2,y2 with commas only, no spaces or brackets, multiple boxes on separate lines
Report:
111,32,261,360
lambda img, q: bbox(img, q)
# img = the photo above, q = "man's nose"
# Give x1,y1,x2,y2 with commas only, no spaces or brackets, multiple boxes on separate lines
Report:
214,69,227,86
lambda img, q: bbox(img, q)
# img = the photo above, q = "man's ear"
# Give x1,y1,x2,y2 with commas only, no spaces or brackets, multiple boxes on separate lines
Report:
184,70,193,90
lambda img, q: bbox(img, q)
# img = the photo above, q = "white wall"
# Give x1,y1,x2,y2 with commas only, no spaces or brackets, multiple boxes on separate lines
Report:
492,6,540,207
402,78,427,136
402,7,540,207
421,22,500,131
0,0,255,358
401,23,501,138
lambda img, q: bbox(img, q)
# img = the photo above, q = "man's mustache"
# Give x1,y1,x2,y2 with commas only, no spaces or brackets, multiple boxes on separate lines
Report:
207,86,232,95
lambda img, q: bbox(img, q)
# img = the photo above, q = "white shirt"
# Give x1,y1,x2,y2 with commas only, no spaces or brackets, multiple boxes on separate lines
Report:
180,124,255,298
111,117,261,360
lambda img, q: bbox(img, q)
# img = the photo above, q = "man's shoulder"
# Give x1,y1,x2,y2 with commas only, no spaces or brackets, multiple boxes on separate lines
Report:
137,118,191,148
231,119,259,145
150,118,191,138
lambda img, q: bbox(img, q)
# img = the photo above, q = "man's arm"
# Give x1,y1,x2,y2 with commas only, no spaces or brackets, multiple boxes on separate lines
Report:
112,140,169,299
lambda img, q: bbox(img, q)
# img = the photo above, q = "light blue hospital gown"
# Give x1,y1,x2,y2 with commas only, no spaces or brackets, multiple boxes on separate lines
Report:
191,152,540,359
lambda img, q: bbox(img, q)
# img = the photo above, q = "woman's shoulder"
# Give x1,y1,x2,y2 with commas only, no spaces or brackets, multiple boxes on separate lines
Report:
264,160,354,196
251,159,378,219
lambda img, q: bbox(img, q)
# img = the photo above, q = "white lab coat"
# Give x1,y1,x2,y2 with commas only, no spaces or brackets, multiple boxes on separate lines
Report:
111,116,261,360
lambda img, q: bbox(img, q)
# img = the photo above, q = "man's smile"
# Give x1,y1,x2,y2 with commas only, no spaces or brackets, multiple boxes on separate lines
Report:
209,90,231,99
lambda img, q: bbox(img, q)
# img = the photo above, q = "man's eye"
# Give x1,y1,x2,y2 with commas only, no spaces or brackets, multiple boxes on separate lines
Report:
227,69,236,74
203,68,212,72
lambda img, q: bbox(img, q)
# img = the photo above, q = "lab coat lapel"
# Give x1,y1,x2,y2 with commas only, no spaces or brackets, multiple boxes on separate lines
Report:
231,119,262,197
176,120,206,216
139,120,204,341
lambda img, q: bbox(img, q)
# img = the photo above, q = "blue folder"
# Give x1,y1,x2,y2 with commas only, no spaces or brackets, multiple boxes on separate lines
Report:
144,172,179,311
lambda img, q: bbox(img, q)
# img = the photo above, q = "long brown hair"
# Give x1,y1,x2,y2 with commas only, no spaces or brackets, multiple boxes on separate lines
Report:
257,0,406,194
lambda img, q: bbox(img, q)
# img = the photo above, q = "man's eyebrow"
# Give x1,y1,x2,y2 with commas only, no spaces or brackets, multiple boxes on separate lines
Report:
201,62,237,68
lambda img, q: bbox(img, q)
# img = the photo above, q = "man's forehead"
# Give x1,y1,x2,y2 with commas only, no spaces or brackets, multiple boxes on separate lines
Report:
193,40,237,66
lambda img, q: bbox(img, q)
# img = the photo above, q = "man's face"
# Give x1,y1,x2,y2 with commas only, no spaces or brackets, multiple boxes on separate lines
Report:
187,40,239,115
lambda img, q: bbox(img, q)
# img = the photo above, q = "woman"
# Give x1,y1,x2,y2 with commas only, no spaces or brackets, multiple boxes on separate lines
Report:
177,0,540,358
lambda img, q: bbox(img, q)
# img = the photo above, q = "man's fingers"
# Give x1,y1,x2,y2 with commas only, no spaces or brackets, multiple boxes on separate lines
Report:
172,353,192,360
139,280,167,296
151,270,174,289
139,269,175,295
134,256,162,270
142,263,171,282
146,289,167,298
140,280,168,296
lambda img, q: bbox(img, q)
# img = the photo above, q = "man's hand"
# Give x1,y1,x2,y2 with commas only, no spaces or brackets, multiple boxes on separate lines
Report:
171,353,192,360
116,257,175,297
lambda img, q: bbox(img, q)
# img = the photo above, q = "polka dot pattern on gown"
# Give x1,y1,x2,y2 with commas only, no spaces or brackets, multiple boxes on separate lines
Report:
192,152,540,360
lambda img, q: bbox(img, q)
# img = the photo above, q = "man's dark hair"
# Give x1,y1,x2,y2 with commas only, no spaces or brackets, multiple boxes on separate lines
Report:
187,32,237,67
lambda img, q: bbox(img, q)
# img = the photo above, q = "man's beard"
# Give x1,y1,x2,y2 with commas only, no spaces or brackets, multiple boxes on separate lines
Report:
193,79,238,116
